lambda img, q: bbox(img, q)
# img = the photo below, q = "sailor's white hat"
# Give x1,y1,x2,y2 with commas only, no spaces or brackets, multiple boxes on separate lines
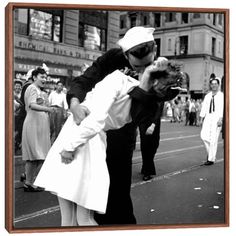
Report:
117,26,155,52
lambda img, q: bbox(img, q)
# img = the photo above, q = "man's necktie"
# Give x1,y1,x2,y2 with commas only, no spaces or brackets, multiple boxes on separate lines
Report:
209,95,215,113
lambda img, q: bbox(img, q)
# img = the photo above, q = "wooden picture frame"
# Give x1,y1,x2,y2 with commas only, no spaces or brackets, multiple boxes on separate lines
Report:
5,2,229,233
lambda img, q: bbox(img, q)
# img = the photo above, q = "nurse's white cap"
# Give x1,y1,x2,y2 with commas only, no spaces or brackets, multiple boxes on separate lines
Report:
117,26,155,52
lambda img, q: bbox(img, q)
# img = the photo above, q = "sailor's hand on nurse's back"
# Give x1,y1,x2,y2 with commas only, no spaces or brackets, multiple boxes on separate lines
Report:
70,98,90,125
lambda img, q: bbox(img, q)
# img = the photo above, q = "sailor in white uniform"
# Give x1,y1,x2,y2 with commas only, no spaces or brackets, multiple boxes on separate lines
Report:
200,77,224,165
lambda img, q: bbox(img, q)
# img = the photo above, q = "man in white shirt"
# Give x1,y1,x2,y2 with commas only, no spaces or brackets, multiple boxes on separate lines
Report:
48,81,68,143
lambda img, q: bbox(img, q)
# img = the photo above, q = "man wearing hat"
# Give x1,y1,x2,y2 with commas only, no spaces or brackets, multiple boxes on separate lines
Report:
67,26,179,224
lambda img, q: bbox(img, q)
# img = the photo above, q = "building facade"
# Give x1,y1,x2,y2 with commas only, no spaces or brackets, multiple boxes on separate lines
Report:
119,11,225,98
14,8,120,87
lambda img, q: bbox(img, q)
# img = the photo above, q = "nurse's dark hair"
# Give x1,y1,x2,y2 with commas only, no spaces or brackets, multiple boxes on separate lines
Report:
150,60,183,80
31,67,47,77
125,41,156,59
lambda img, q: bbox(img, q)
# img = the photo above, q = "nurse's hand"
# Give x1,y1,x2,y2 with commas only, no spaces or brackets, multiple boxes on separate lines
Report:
70,98,90,125
60,150,75,164
217,119,223,127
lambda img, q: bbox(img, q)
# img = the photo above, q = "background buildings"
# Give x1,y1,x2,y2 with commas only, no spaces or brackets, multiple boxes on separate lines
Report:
14,8,224,97
119,11,225,99
14,8,120,88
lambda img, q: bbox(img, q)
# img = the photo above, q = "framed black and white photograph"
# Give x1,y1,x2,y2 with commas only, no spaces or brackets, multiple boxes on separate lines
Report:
5,2,229,234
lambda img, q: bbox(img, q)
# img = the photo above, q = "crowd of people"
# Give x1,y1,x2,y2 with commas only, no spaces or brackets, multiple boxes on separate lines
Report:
13,26,224,227
14,74,68,153
164,97,203,126
14,68,69,191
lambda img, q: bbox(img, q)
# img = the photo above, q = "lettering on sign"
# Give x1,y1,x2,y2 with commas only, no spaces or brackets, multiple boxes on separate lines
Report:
15,37,101,61
15,63,68,76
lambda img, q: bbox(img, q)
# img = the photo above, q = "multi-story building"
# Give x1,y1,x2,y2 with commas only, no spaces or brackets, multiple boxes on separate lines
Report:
14,8,120,87
120,11,225,98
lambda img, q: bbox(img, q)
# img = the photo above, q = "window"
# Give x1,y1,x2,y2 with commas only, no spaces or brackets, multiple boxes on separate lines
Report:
120,15,126,29
165,12,176,22
130,16,137,27
15,9,28,35
193,13,201,18
154,13,161,27
79,23,86,47
79,10,107,29
120,19,125,29
155,38,161,57
179,36,188,55
79,10,108,51
168,38,172,51
79,23,107,51
213,14,216,25
141,14,149,25
28,9,62,42
181,13,189,23
212,37,216,56
143,16,147,25
53,16,62,42
218,14,223,26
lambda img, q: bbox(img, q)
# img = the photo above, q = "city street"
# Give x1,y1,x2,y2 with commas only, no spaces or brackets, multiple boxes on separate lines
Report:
13,120,225,229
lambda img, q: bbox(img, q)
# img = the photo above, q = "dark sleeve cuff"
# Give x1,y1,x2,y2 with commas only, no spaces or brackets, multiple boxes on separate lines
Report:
66,92,86,108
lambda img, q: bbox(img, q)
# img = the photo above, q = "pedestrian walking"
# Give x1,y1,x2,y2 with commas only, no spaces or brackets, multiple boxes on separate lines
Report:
195,99,202,126
184,97,190,125
189,99,196,125
173,99,181,122
199,77,224,165
166,101,173,119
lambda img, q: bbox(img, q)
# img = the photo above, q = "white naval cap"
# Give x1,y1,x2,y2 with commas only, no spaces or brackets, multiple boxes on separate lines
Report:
42,63,49,74
210,76,221,84
117,26,155,52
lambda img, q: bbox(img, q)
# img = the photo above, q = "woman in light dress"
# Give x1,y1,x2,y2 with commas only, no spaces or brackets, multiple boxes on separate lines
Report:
22,67,54,192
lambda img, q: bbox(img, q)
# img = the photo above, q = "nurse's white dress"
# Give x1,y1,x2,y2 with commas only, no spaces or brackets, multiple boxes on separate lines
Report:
34,70,139,214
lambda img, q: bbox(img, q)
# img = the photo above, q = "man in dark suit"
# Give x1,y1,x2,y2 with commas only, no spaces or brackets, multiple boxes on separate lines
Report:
139,102,164,181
